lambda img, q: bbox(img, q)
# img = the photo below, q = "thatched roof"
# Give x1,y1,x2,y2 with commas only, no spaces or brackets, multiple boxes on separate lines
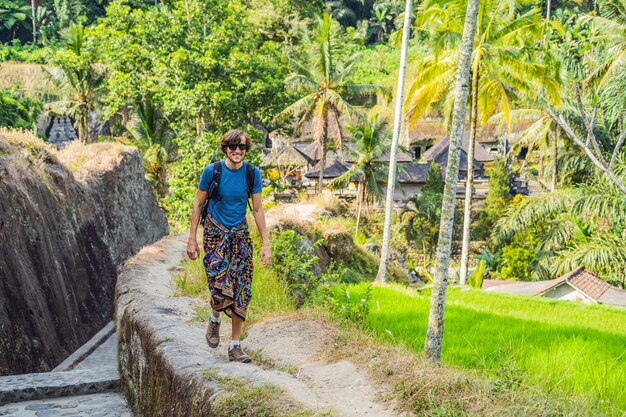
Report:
396,163,431,184
305,154,350,179
423,134,495,163
261,146,311,168
343,142,414,163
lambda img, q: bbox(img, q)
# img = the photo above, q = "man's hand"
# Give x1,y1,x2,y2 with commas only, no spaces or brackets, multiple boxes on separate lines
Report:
260,243,271,267
187,239,200,260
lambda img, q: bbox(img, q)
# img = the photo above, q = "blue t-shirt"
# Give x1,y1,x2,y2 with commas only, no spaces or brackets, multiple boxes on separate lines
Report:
198,161,262,228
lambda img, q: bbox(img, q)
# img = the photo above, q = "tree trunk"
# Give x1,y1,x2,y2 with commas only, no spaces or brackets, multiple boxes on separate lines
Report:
538,154,544,190
318,113,328,194
31,0,36,45
551,124,558,192
376,0,413,283
459,67,480,285
424,0,481,362
355,180,364,237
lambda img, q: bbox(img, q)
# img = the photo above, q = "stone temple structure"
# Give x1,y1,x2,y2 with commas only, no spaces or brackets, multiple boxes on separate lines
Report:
47,116,77,147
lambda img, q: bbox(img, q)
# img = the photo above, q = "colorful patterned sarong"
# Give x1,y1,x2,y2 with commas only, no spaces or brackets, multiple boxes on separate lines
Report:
203,216,254,321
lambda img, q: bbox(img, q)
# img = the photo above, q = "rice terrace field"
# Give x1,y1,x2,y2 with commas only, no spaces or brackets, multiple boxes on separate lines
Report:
344,283,626,411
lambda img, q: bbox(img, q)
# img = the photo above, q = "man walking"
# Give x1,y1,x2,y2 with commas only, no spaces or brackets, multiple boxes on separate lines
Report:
187,129,270,363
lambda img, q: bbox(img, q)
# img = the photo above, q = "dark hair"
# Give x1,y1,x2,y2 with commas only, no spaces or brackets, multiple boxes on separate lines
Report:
221,129,252,153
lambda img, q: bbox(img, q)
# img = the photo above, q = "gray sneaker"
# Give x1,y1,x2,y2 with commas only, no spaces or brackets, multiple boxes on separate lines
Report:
228,345,251,363
206,320,220,348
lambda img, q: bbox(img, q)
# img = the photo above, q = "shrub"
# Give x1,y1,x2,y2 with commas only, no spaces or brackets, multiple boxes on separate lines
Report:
270,229,322,307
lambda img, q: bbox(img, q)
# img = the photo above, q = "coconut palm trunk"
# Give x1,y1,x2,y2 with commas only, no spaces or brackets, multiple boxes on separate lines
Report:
424,0,481,362
376,0,413,283
355,179,364,237
318,112,328,193
539,154,544,189
459,68,480,285
31,0,36,44
551,125,558,192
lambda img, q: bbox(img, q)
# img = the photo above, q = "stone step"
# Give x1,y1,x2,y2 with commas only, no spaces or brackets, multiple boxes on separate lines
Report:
0,392,131,417
0,367,119,406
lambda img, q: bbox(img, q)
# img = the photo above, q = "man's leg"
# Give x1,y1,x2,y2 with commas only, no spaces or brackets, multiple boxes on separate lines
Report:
228,315,251,363
206,309,221,348
231,314,243,340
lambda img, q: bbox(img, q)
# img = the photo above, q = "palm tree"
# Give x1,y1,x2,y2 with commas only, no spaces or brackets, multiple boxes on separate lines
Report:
424,0,481,362
492,169,626,287
401,190,443,269
513,111,562,191
275,12,386,193
407,0,560,284
330,113,392,236
584,0,626,87
125,95,176,197
50,24,105,143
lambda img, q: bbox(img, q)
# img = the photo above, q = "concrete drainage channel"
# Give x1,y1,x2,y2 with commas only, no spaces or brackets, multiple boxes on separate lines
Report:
0,322,133,417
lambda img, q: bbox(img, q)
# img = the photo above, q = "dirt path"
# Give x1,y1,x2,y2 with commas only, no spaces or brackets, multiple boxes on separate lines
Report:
243,319,398,417
248,203,399,416
264,203,325,229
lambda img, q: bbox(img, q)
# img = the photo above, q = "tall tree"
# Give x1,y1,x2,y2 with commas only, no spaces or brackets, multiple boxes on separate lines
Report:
275,12,385,193
407,0,560,284
375,0,413,282
424,0,480,362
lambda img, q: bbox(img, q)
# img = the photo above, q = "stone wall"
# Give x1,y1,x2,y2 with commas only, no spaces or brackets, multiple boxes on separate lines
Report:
0,136,168,375
115,236,216,417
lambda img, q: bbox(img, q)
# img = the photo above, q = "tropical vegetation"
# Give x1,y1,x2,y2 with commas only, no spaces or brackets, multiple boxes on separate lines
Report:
2,0,626,412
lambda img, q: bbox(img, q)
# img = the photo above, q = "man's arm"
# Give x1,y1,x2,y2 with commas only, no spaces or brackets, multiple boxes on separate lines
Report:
187,189,208,260
251,192,270,266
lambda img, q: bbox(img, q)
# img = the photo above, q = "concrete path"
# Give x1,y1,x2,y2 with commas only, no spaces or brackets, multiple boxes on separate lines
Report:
0,328,132,416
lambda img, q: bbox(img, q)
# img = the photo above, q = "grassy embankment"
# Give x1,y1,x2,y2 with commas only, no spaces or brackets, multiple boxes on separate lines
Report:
344,282,626,412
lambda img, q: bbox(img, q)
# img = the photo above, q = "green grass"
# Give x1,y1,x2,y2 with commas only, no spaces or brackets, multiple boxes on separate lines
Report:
342,283,626,413
174,223,295,322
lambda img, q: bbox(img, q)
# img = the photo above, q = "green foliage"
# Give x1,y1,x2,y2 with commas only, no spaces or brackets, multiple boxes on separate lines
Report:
0,0,32,38
275,12,386,192
401,190,443,267
498,245,534,281
468,260,486,288
473,159,511,241
270,229,322,307
124,94,175,197
0,42,52,62
93,0,291,130
0,88,43,129
162,132,221,227
422,162,444,194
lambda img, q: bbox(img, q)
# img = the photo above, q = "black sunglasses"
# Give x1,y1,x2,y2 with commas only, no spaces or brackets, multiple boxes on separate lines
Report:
227,144,247,151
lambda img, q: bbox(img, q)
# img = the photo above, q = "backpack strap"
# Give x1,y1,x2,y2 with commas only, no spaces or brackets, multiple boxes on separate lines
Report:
201,161,222,224
245,162,256,211
213,161,222,199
